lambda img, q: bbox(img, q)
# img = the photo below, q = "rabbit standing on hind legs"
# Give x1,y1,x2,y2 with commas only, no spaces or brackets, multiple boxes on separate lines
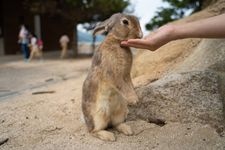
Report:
82,13,143,141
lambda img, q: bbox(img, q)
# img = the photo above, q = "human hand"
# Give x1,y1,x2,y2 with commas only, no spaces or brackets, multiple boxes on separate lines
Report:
121,24,176,51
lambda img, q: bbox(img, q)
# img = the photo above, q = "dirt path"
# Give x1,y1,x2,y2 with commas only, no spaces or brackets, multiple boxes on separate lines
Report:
0,56,224,150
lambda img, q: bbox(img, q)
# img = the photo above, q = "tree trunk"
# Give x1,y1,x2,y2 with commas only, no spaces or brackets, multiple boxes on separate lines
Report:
72,23,78,57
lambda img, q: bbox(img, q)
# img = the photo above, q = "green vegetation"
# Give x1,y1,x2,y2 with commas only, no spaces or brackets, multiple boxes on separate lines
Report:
23,0,129,22
146,0,203,30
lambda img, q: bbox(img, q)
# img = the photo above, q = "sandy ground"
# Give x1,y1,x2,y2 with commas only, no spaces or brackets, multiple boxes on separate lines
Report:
0,53,225,150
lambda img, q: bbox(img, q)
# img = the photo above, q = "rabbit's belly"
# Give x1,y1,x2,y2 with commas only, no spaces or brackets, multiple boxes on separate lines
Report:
95,87,126,118
109,92,125,112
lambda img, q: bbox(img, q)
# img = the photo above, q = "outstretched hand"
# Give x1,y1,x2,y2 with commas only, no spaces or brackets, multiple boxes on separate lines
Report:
121,24,176,51
121,14,225,51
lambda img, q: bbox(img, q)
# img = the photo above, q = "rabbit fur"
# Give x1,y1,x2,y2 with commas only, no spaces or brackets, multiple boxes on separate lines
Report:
82,13,143,141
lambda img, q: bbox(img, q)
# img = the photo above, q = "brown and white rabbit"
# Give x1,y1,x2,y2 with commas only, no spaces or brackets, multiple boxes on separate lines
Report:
82,13,143,141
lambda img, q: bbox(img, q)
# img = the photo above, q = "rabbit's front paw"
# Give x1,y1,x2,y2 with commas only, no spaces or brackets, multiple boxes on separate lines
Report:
127,96,139,105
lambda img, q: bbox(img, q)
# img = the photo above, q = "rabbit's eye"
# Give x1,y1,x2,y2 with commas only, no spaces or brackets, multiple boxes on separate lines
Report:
122,19,129,25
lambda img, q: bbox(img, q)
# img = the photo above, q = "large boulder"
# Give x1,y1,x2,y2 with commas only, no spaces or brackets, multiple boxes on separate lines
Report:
130,0,225,131
130,71,224,129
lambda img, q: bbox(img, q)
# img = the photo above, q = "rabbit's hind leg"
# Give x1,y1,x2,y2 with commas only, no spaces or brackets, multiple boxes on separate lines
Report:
111,94,133,136
112,108,133,136
115,123,133,136
91,87,115,141
91,113,115,141
92,130,115,141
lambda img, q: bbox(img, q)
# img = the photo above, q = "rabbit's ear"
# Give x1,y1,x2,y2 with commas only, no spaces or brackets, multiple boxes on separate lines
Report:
93,13,122,35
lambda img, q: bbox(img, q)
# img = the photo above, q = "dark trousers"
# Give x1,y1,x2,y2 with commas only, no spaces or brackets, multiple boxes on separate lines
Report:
21,43,30,59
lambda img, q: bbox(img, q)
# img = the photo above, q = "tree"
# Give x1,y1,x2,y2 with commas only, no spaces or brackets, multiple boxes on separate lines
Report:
146,0,203,30
23,0,129,56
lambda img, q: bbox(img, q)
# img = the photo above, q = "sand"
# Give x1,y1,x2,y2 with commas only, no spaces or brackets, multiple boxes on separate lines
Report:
0,54,225,150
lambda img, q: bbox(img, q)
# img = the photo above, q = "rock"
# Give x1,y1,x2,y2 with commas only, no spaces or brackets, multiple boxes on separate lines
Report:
130,1,225,131
130,71,225,129
130,39,225,129
173,39,225,73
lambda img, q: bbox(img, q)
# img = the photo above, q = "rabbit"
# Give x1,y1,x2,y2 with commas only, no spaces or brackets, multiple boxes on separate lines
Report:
82,13,143,141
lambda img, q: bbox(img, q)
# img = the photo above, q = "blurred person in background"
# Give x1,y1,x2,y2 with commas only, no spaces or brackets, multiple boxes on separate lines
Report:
28,33,43,61
37,37,44,59
18,25,30,61
59,34,70,59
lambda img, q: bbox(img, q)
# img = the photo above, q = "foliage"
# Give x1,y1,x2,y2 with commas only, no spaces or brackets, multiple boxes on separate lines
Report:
23,0,129,55
23,0,129,23
146,0,203,30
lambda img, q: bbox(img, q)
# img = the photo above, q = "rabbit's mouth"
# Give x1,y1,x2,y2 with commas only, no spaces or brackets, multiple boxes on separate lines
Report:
137,31,143,39
127,32,143,40
127,29,143,39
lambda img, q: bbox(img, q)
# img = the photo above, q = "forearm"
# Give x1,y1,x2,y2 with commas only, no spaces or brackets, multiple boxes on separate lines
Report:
174,13,225,39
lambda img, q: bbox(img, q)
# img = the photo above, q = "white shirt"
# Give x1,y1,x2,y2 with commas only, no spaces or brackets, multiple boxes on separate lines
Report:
19,27,29,44
59,35,70,44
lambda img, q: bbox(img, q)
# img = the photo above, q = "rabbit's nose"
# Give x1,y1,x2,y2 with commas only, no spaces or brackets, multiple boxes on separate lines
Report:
137,31,143,38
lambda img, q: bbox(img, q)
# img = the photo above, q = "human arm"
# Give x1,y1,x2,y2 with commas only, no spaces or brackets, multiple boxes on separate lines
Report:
121,13,225,51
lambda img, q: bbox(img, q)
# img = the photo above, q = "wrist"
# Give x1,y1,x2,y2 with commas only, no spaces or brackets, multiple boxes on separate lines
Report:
173,23,193,40
171,24,184,40
162,24,181,41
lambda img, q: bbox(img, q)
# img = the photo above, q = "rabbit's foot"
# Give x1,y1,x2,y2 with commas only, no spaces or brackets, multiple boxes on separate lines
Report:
127,96,139,105
92,130,116,142
116,123,133,136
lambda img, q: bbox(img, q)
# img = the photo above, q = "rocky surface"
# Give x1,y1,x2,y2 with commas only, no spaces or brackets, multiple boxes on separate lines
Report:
130,71,224,130
131,0,225,136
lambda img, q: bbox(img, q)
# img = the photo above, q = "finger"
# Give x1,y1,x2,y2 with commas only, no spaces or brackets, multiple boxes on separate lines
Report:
121,41,129,45
121,41,155,50
121,42,146,49
126,39,157,50
126,39,151,46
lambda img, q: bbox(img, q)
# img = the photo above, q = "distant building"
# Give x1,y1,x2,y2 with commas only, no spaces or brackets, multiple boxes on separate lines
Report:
0,0,73,55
